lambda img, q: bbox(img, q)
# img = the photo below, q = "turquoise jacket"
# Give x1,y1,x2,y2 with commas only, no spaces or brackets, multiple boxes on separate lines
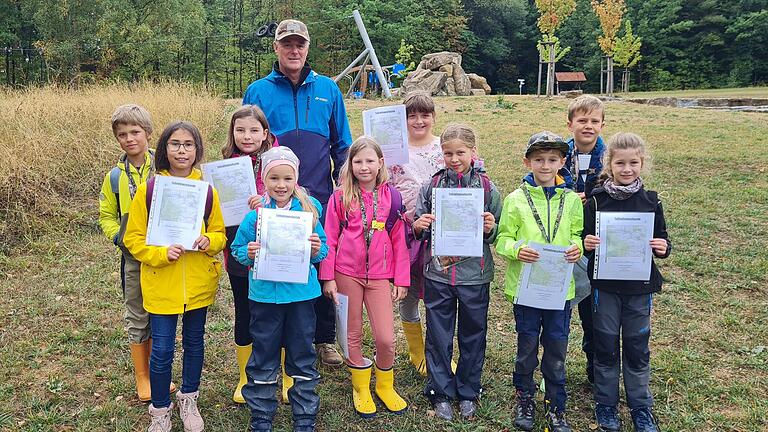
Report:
231,196,328,304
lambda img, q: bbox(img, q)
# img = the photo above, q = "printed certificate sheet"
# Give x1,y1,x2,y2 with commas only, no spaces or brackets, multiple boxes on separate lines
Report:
146,176,208,250
594,211,654,281
201,157,257,227
431,188,484,257
334,293,350,359
362,104,409,166
253,208,313,284
517,242,573,310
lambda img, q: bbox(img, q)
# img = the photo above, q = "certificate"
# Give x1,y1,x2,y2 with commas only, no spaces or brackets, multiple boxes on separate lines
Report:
517,242,574,310
146,176,208,250
201,157,257,227
594,211,654,281
253,208,313,284
362,104,409,166
431,188,484,257
334,293,350,359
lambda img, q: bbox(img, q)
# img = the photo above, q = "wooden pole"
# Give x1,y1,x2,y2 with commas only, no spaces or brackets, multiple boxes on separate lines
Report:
204,38,209,88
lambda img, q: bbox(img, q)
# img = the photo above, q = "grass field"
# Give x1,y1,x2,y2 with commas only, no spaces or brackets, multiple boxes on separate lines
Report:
1,86,767,431
621,86,768,99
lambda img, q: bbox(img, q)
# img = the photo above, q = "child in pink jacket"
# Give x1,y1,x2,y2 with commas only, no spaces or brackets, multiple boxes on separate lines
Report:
321,136,410,419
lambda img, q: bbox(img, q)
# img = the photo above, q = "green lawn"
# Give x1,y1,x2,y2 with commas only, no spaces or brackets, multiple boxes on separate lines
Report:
622,86,768,99
1,92,766,431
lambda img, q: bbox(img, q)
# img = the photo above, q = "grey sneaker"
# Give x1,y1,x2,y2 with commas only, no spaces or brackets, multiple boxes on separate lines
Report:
433,400,454,421
176,390,204,432
315,343,343,366
458,400,476,419
513,391,535,431
147,403,173,432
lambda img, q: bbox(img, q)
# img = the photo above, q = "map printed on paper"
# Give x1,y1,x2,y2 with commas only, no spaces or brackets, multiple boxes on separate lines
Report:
528,252,570,292
369,116,405,152
605,224,648,261
440,198,480,234
265,221,308,261
210,170,252,204
362,105,409,165
159,190,200,227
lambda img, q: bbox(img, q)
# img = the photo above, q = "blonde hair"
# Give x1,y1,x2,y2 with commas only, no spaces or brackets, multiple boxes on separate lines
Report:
222,105,274,158
338,136,388,211
111,104,153,136
599,132,651,182
440,123,479,151
567,94,605,121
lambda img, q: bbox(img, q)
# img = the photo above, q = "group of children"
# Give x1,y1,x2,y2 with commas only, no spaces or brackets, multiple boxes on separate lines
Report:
98,93,670,432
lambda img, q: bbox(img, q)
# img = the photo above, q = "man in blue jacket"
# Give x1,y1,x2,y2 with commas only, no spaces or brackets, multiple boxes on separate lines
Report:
243,19,351,369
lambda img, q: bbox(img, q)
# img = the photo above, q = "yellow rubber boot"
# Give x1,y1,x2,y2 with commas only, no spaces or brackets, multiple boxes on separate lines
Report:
233,344,252,403
281,348,293,404
349,359,376,418
374,365,408,414
129,341,152,402
402,321,427,376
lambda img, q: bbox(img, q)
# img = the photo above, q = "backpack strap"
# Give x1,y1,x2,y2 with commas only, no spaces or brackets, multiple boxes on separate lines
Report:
385,184,404,233
333,191,348,231
146,177,214,227
109,166,121,213
479,173,492,208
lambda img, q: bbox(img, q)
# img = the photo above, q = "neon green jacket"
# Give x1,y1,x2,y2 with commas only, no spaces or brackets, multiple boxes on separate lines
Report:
98,151,155,249
494,181,584,303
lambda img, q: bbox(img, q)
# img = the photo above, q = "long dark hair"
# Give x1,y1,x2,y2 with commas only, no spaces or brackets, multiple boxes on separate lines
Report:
154,121,205,172
222,105,275,158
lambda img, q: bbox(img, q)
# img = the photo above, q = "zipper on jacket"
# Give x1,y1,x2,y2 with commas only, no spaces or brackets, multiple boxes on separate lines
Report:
305,96,310,123
293,90,300,143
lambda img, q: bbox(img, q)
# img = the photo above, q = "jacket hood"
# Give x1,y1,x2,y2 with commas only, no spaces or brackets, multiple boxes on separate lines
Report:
157,168,202,180
567,135,605,153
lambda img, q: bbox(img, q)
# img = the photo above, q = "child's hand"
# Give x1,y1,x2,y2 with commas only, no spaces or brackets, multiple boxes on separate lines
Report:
577,192,587,204
482,212,496,233
248,194,263,210
193,235,210,251
167,244,185,261
517,247,539,263
413,214,435,235
650,238,667,256
564,245,581,263
392,285,408,302
247,241,261,259
584,235,601,251
309,233,322,257
323,280,339,306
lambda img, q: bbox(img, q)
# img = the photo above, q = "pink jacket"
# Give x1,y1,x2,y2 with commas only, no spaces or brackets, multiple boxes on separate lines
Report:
320,184,410,287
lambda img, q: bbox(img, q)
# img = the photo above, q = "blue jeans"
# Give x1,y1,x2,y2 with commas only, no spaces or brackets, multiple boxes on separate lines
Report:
149,307,208,408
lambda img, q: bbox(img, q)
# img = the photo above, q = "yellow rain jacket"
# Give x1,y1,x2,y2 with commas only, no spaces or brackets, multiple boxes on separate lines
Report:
123,169,226,314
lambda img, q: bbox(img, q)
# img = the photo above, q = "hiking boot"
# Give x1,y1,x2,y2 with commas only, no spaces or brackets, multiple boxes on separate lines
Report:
513,391,535,431
631,407,659,432
315,343,343,366
250,418,272,431
458,400,476,419
293,419,316,432
432,400,453,421
545,408,572,432
176,390,204,432
147,403,173,432
595,404,621,431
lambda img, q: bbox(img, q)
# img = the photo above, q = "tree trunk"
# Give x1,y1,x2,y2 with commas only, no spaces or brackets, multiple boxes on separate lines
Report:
537,60,542,97
607,57,614,96
547,44,555,97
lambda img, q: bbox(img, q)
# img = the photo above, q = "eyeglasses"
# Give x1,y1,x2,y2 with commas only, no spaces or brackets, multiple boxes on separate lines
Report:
168,142,196,151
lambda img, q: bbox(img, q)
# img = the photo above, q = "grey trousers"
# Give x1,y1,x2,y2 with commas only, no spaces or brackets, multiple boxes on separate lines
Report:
399,263,423,323
593,289,654,409
122,253,150,344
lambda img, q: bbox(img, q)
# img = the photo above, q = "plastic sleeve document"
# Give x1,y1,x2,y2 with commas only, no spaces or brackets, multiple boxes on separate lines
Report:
252,208,313,284
431,188,484,257
517,242,574,310
362,104,409,166
334,293,350,359
201,157,257,227
146,176,208,250
594,211,655,281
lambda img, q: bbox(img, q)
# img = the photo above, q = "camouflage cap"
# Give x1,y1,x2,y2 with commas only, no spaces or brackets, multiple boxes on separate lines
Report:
274,19,310,42
524,131,569,157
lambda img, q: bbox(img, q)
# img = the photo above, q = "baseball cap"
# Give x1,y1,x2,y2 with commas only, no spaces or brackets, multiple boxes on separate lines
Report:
524,131,569,157
274,19,310,42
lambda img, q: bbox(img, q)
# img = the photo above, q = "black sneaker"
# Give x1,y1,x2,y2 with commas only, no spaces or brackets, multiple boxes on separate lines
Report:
631,407,659,432
545,408,572,432
595,403,621,431
513,391,535,431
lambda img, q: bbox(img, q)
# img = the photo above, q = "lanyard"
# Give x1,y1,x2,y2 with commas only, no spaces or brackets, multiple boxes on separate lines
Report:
360,188,379,250
124,152,155,199
521,183,566,243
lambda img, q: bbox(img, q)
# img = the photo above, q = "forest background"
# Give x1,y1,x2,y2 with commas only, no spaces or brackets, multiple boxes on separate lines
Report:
2,0,767,96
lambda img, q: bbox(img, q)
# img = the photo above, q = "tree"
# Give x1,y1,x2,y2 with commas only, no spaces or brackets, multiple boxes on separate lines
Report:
613,20,641,92
591,0,625,95
534,0,577,96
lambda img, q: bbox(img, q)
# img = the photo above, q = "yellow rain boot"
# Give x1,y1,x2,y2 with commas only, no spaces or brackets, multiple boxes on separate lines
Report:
349,359,377,418
374,365,408,414
281,348,293,404
129,341,152,402
402,321,427,376
147,338,177,395
233,344,252,403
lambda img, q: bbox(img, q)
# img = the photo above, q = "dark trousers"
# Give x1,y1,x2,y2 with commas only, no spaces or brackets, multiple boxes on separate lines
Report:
423,278,489,402
149,307,208,408
243,300,319,428
228,273,251,346
593,290,653,409
513,302,571,412
579,294,595,377
313,292,336,344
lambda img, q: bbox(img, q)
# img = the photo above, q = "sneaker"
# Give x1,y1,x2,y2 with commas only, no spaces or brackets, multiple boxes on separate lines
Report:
147,403,173,432
176,390,204,432
250,418,273,431
458,400,476,419
595,404,621,431
631,407,659,432
545,408,572,432
432,400,454,421
513,391,535,431
293,420,315,432
315,343,343,366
